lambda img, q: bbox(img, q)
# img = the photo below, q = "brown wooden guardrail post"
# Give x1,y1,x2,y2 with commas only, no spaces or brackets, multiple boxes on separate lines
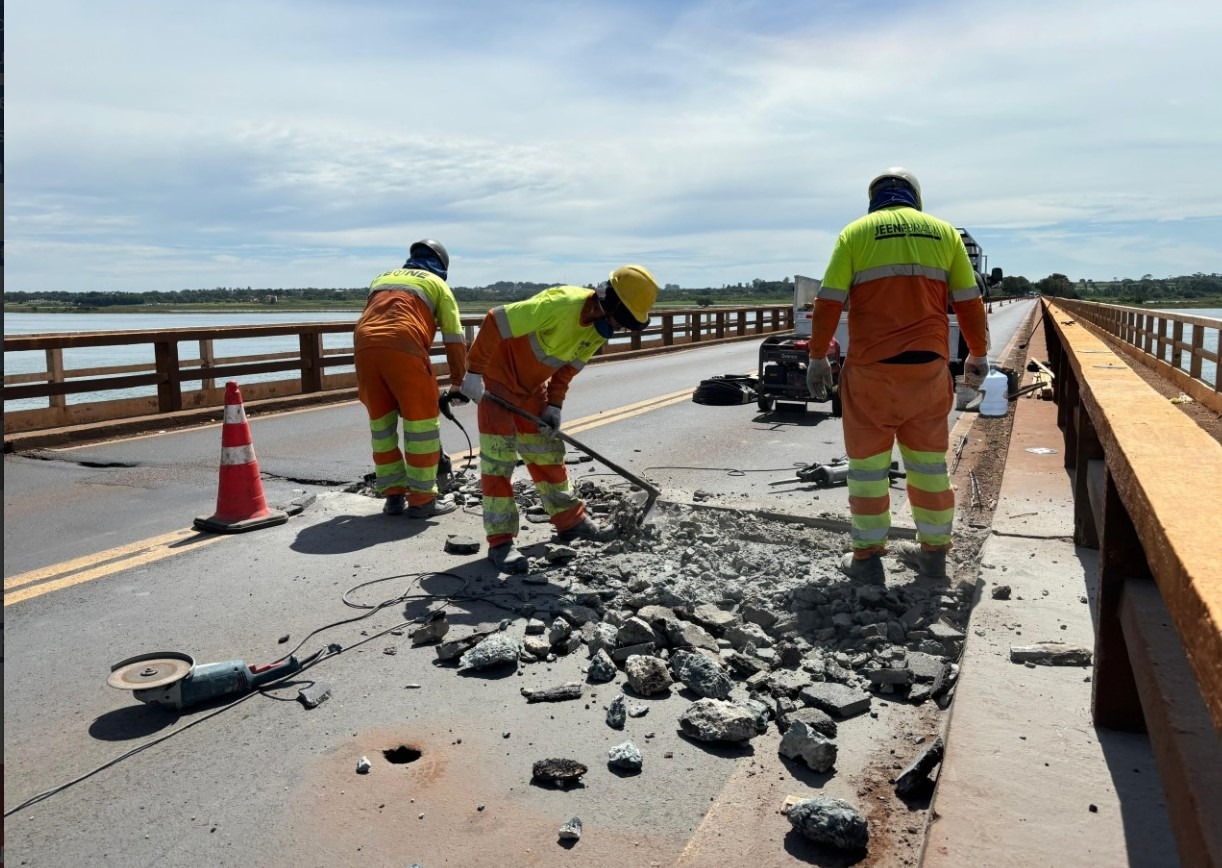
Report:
692,312,702,343
736,309,746,336
200,339,216,394
1171,320,1184,373
300,332,323,393
1062,368,1080,471
715,311,725,339
154,339,183,412
1092,469,1150,731
1189,325,1204,382
662,313,674,346
46,348,66,410
1073,405,1102,548
630,330,642,350
754,308,764,334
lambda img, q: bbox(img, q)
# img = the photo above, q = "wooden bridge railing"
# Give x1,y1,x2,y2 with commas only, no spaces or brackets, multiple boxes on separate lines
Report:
1053,298,1220,413
2,305,793,434
1041,299,1222,865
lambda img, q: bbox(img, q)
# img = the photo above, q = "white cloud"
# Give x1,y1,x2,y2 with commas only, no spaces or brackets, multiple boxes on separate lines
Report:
6,0,1222,292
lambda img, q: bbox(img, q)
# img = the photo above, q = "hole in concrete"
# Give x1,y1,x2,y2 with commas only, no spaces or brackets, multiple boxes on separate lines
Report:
383,745,423,764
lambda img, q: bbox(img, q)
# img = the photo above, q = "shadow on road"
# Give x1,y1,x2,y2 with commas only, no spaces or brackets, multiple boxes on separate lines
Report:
782,829,867,866
290,512,431,554
751,410,836,429
89,704,182,741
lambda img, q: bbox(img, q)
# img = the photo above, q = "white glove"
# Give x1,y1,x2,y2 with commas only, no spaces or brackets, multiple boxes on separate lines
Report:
963,354,989,389
806,357,833,402
459,371,485,403
539,404,562,434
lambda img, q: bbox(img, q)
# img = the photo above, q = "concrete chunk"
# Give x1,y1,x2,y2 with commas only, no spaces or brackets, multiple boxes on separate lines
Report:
1010,643,1092,666
799,682,872,718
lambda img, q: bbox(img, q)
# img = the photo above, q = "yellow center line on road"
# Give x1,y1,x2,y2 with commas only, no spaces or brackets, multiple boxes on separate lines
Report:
12,379,737,604
4,529,226,607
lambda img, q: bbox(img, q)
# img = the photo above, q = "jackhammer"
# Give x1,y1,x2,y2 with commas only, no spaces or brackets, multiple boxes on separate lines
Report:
795,459,906,488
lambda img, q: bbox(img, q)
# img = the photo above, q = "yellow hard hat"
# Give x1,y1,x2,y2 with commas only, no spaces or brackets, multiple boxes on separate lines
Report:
608,264,659,330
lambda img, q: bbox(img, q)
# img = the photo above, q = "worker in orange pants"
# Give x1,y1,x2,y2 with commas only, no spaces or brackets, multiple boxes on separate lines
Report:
459,266,660,573
355,239,467,519
806,168,990,583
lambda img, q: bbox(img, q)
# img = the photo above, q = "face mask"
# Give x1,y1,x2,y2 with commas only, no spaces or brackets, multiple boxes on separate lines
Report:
593,317,615,339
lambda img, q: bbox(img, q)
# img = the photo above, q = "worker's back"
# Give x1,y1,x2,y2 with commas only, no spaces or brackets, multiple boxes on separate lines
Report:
822,206,975,366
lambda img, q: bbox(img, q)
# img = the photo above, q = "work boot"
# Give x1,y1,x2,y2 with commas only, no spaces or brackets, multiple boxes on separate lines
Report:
555,516,616,543
406,495,458,519
892,541,949,580
488,542,528,574
838,553,885,585
382,494,406,516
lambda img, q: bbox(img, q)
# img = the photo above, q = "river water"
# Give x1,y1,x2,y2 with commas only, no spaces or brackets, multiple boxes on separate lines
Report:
2,309,673,411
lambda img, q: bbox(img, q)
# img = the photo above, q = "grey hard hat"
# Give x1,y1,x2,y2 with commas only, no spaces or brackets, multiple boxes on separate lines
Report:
409,239,449,271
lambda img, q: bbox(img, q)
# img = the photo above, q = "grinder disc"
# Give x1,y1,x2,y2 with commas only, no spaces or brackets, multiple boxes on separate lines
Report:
107,651,195,691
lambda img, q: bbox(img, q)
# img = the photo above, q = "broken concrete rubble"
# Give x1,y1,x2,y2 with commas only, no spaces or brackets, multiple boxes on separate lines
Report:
1009,643,1092,666
779,719,838,773
787,796,869,851
521,682,584,703
386,479,984,854
895,736,945,797
532,758,587,787
678,698,759,743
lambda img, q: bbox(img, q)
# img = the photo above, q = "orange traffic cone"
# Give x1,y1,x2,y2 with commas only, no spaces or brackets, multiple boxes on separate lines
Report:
194,382,288,534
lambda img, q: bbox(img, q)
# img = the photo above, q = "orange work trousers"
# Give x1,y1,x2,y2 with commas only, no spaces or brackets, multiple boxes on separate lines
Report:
839,359,955,556
477,383,584,547
355,346,442,507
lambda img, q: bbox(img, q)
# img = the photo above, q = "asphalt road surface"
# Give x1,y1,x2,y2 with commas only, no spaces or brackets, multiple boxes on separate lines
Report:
3,300,1035,867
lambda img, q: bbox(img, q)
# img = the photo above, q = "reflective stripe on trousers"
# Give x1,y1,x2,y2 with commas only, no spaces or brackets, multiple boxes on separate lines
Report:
840,359,954,554
356,346,441,506
478,385,584,546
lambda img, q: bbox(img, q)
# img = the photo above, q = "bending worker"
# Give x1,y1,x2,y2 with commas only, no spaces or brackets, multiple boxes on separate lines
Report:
806,168,989,583
354,239,467,518
457,266,659,573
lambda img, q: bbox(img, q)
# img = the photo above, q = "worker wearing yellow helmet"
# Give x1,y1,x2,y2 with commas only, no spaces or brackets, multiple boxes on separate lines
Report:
456,265,660,573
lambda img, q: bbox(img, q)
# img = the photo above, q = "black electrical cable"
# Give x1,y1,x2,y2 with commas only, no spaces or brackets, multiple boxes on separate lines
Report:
4,568,557,818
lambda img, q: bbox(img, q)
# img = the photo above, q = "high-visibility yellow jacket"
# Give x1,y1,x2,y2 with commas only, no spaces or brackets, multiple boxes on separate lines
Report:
810,206,988,365
467,286,605,405
355,268,467,384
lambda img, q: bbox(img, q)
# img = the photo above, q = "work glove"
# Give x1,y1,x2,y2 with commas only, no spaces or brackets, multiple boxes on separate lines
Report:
459,371,485,403
963,354,989,389
539,404,563,435
445,388,469,406
805,357,834,402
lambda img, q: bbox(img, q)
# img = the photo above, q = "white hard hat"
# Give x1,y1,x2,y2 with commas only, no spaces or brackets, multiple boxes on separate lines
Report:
868,167,922,210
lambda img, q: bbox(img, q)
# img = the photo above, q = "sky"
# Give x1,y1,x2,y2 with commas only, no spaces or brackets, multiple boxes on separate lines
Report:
6,0,1222,293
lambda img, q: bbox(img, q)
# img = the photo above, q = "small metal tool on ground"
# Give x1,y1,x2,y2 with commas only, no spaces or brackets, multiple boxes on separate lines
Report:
482,392,662,524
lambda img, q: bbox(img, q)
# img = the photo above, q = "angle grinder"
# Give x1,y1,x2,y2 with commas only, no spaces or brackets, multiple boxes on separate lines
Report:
107,651,301,710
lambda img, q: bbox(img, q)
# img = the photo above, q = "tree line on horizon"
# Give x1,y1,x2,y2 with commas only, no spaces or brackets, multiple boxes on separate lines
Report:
6,273,1222,309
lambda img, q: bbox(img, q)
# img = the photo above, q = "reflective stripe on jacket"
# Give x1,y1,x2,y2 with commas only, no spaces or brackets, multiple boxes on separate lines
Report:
356,268,465,353
810,207,987,365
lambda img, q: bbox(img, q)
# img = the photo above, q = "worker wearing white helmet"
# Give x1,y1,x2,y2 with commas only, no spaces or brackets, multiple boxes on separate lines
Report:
457,265,660,573
806,168,989,584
